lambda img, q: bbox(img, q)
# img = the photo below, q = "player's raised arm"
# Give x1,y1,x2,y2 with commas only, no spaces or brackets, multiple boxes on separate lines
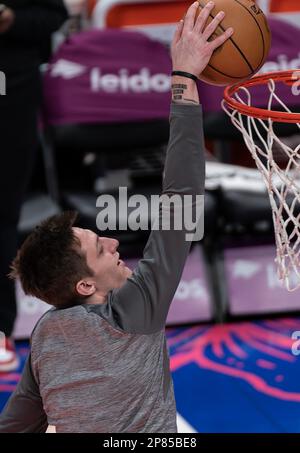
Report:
109,2,233,334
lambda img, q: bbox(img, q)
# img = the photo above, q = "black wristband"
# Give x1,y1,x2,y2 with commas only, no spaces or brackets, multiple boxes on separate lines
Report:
171,70,198,82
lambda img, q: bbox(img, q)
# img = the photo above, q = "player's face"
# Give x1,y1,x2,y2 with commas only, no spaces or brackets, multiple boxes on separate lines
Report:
73,228,132,293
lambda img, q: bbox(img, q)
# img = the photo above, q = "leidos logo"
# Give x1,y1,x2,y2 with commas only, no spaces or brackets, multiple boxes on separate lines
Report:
91,68,170,94
50,59,170,94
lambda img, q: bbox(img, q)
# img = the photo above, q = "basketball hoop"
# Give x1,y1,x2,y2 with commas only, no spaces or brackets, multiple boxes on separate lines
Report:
222,70,300,291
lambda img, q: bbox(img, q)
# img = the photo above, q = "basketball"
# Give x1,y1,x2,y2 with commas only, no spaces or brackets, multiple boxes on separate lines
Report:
196,0,272,85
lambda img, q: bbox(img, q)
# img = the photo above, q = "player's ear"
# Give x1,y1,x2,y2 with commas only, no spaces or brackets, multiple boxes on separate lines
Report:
76,279,96,297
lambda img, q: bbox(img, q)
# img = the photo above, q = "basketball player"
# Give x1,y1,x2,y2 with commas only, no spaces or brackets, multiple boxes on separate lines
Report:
0,1,233,432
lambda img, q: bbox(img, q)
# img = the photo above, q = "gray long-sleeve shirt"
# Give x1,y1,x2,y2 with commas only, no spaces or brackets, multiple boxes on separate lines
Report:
0,103,205,433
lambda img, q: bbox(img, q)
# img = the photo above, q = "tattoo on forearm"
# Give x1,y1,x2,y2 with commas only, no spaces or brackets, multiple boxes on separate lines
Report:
171,83,187,100
171,84,198,104
173,89,184,95
171,84,187,89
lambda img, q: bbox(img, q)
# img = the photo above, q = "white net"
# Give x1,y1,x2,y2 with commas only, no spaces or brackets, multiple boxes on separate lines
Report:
222,77,300,291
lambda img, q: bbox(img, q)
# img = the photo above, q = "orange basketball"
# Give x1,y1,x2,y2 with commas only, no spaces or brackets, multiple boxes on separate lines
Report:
197,0,272,86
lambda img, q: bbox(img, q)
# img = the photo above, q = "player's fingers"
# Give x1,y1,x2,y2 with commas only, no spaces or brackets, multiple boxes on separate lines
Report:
182,1,200,34
172,19,184,46
194,1,215,34
202,10,225,41
209,27,233,50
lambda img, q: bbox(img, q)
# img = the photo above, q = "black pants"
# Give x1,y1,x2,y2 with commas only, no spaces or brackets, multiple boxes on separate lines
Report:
0,71,40,336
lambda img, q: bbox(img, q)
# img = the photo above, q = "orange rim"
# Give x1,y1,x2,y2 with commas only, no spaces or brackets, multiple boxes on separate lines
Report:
223,70,300,123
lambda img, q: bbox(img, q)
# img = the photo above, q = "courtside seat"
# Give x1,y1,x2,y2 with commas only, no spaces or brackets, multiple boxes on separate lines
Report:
218,183,300,235
65,190,148,256
205,162,274,234
220,189,272,232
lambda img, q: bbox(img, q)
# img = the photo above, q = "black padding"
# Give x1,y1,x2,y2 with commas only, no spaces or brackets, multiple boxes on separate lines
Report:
204,191,218,232
63,189,218,242
49,120,169,151
203,112,243,141
220,189,272,225
220,188,300,230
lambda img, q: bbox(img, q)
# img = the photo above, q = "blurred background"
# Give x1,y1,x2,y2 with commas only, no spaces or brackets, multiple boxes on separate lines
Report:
1,0,300,433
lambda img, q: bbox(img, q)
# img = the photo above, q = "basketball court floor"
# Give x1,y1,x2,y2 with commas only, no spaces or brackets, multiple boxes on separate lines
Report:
1,316,299,433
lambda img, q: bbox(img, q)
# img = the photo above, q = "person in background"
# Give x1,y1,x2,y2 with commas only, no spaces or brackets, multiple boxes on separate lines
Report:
0,1,68,372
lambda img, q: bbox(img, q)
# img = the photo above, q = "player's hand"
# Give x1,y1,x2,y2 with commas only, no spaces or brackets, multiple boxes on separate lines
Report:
171,1,233,77
0,6,15,34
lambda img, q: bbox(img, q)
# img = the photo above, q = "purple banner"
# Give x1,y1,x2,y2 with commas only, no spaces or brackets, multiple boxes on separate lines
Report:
43,18,300,124
43,29,172,125
224,245,300,315
198,17,300,112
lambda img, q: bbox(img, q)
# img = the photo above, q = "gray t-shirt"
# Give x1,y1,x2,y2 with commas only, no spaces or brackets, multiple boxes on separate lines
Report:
0,103,205,433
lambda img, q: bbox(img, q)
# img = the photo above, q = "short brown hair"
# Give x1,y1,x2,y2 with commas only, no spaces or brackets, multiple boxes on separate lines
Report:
10,211,93,309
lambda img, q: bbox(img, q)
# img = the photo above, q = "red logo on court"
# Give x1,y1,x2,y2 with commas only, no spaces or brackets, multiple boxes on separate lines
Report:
169,319,300,402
